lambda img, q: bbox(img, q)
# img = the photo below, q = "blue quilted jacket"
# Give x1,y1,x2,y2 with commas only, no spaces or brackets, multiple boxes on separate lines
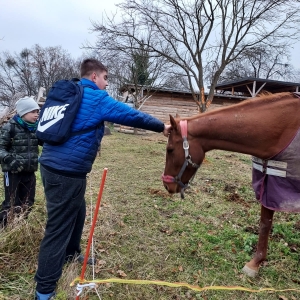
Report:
39,79,164,175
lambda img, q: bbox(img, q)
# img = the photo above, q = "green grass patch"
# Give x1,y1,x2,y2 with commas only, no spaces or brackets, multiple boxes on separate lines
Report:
1,130,300,299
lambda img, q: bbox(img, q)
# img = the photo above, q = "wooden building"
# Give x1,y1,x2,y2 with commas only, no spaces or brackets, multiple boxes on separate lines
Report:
133,77,300,124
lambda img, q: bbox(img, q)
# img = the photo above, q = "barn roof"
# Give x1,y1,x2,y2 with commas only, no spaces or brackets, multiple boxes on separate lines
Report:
214,77,300,96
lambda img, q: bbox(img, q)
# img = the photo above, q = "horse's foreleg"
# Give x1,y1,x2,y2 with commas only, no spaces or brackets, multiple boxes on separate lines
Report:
242,205,274,277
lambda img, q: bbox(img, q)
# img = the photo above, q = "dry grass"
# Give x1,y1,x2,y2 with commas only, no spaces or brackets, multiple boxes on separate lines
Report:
1,130,300,299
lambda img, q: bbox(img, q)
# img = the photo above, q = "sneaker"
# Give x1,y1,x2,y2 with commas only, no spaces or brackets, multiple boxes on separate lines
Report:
76,254,97,266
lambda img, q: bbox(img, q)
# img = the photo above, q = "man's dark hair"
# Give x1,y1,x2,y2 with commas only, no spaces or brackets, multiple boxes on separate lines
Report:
80,59,108,78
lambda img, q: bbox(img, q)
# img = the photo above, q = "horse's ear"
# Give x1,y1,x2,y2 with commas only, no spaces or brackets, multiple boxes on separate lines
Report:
175,113,180,118
169,114,178,130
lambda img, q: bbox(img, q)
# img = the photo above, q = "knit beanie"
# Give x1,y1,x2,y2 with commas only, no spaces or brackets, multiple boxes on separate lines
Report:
16,96,40,117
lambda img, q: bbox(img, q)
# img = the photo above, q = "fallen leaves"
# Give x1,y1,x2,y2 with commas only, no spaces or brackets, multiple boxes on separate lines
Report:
116,269,127,277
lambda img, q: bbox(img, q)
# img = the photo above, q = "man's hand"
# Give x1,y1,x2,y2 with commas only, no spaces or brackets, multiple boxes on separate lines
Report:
4,155,24,173
163,124,172,137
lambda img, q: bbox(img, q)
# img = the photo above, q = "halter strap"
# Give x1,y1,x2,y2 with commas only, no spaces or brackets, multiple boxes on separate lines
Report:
162,119,200,198
180,120,187,137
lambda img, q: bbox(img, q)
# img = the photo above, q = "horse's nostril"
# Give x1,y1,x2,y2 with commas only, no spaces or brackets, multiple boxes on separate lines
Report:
164,184,169,191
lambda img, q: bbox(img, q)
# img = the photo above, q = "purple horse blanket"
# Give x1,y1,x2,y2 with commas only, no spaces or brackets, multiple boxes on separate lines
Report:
252,128,300,212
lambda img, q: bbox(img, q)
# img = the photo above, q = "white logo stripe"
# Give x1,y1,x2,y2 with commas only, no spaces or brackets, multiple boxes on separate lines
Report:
38,104,69,132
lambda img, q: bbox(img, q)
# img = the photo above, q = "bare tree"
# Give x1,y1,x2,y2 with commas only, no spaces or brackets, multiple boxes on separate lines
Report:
0,45,79,110
215,44,296,83
29,45,80,93
0,53,27,110
86,25,172,112
90,0,300,112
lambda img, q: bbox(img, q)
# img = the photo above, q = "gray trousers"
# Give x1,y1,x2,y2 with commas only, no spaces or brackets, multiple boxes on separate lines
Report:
35,165,86,294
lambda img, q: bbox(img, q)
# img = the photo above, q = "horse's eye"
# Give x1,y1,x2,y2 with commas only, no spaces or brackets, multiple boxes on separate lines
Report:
167,148,173,154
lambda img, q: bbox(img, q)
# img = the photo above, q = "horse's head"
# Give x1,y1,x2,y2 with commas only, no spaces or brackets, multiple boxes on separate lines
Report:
162,115,204,198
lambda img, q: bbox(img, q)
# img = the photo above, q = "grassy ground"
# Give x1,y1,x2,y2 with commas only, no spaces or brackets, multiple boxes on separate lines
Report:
1,129,300,300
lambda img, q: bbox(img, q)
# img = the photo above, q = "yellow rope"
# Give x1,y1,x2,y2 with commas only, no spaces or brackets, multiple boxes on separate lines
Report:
71,277,300,293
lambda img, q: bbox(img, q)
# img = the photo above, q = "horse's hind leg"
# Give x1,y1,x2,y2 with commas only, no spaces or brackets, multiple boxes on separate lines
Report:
242,205,274,277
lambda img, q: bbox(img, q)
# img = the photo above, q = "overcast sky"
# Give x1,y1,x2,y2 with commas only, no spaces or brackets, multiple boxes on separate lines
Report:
1,1,300,72
0,0,119,58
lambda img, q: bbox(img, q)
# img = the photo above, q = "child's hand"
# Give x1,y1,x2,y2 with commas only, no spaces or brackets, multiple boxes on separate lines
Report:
4,156,24,172
163,124,172,137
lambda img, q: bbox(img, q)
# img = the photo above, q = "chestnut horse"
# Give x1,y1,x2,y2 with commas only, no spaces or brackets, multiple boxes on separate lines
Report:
162,92,300,277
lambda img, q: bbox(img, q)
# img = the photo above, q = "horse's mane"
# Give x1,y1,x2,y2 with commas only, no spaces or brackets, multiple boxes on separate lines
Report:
184,92,294,121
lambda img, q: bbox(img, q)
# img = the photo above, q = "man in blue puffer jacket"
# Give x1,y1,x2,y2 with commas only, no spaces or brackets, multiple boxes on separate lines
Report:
34,58,171,300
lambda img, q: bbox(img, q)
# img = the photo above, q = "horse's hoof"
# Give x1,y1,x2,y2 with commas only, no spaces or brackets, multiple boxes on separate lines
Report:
241,265,258,277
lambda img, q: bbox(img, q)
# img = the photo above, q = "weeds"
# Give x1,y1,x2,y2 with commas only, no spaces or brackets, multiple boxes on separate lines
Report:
243,234,258,255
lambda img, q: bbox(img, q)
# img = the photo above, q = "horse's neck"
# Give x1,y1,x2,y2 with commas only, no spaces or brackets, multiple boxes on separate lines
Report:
189,96,300,159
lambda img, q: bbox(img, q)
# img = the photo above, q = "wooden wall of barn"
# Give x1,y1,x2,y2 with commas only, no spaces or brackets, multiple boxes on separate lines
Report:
138,91,246,123
139,91,199,123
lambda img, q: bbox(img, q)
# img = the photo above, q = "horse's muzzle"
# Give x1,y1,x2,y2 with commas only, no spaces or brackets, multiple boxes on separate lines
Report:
162,174,174,191
161,174,182,195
